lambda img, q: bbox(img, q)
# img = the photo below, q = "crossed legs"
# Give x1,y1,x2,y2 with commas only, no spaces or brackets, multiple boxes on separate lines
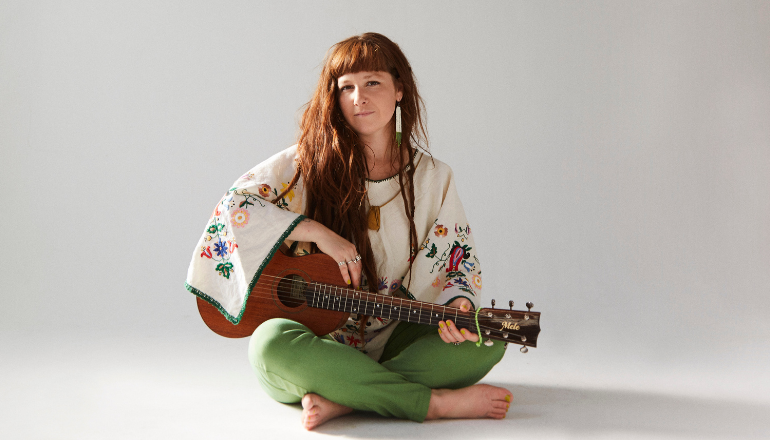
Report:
248,319,509,429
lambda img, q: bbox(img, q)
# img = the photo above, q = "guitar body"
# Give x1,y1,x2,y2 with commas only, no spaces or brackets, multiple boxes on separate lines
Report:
197,248,350,338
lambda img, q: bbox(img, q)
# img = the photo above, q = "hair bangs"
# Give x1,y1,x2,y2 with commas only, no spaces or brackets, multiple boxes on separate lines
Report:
329,39,392,79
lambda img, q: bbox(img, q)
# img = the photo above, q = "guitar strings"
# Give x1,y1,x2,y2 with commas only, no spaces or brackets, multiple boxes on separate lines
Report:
244,274,527,334
209,276,530,335
244,284,516,334
220,284,525,341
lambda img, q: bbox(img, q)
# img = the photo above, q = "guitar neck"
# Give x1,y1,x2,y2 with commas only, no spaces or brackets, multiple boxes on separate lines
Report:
305,282,473,328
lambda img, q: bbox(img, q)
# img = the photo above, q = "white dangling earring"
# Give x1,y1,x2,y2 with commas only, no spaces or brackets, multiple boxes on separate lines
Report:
395,101,402,147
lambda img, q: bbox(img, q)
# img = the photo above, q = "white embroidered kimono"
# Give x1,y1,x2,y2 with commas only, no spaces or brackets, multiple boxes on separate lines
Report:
186,145,483,360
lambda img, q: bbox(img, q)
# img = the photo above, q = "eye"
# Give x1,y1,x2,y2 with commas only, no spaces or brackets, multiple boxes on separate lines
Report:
367,81,380,86
339,85,353,91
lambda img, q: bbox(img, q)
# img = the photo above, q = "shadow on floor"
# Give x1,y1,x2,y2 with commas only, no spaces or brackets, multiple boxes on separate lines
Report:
313,384,770,439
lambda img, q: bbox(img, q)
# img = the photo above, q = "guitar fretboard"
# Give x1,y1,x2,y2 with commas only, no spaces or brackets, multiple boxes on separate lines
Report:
305,282,471,327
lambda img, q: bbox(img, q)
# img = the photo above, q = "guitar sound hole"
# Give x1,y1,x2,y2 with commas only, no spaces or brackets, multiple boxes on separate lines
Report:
277,275,307,309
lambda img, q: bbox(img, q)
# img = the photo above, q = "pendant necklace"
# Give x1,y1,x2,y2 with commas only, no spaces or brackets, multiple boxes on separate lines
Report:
366,153,423,231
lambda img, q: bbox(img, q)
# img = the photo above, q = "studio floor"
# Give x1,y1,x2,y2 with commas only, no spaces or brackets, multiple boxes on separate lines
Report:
2,322,768,440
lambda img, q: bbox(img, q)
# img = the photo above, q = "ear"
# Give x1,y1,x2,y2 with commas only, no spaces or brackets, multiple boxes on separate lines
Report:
395,80,404,102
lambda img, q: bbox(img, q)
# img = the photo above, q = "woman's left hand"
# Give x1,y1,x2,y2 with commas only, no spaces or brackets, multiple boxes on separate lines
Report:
437,298,480,344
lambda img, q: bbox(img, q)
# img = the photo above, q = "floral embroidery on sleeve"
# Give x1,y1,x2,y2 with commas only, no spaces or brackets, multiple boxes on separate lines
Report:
422,220,481,297
198,180,297,280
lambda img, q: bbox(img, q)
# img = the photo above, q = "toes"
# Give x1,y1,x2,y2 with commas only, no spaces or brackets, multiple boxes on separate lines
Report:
301,394,316,409
490,387,513,402
488,409,506,419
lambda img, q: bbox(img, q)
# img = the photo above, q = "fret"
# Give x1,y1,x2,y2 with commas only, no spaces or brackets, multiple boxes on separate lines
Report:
363,291,373,316
406,299,413,322
338,287,348,313
372,293,383,318
331,286,340,311
318,284,325,310
351,290,360,315
430,303,435,326
336,286,343,312
309,283,317,308
324,287,337,309
415,301,432,325
348,288,356,314
347,289,356,314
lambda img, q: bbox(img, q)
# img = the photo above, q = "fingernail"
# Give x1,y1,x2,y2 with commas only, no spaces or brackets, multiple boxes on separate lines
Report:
438,329,442,335
506,404,510,411
439,322,445,329
347,280,351,285
447,320,452,327
460,329,466,335
505,395,511,403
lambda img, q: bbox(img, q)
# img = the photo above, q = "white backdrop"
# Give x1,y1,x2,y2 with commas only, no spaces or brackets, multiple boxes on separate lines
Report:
2,1,769,436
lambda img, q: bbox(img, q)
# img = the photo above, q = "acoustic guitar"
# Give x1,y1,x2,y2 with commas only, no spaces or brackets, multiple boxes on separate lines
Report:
196,247,541,351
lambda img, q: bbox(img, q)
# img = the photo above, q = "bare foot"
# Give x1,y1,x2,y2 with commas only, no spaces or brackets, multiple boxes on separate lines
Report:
425,384,512,420
301,393,354,430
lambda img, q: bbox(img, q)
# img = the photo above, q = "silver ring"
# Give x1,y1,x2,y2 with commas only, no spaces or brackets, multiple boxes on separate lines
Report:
338,261,346,266
453,342,461,346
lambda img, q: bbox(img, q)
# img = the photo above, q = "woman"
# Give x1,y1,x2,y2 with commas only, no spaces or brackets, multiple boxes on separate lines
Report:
186,33,511,430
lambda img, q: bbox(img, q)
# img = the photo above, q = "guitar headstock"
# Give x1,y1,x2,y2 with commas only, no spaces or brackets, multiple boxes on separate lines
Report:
476,300,541,352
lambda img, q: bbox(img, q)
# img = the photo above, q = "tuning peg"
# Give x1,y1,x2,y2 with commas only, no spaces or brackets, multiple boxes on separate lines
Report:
508,300,513,310
526,302,533,312
491,299,495,309
520,346,528,353
484,339,494,346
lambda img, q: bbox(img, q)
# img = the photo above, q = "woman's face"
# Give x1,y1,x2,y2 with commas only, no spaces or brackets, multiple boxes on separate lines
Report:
337,71,403,143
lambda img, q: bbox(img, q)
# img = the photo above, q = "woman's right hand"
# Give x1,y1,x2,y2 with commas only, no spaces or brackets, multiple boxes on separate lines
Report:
287,218,362,289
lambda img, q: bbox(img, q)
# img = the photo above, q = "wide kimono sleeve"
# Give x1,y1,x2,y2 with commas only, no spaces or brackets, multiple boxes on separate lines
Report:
399,161,483,311
184,146,305,324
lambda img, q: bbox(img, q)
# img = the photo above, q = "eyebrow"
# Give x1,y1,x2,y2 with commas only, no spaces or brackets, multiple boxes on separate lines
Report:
338,72,383,83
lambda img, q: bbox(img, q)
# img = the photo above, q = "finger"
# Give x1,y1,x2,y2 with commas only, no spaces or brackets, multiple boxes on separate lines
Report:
337,263,352,286
438,321,458,343
448,297,474,311
348,260,362,290
459,328,480,342
438,326,451,343
445,320,464,341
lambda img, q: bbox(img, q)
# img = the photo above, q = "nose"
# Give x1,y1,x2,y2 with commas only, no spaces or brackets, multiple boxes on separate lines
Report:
353,87,367,106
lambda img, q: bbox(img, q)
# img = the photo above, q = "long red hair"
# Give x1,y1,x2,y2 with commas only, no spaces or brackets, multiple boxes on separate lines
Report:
278,33,428,338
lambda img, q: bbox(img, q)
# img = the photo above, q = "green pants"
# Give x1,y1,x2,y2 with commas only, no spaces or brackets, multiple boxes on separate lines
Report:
248,318,506,422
